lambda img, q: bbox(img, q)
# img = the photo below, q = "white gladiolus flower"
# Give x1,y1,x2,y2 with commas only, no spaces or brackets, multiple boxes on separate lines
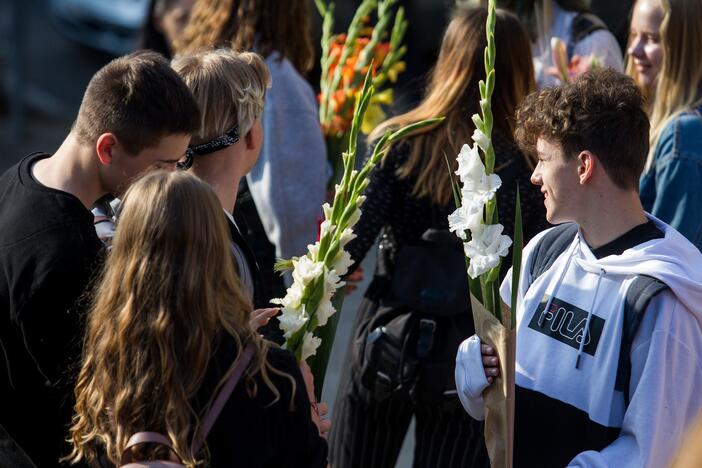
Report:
347,207,362,228
319,220,336,239
307,242,320,259
316,299,336,327
322,202,333,220
464,223,512,279
301,332,322,361
332,248,354,276
339,228,357,247
455,144,502,206
472,128,490,153
271,281,304,310
356,195,367,207
292,256,324,286
278,306,308,338
448,204,483,239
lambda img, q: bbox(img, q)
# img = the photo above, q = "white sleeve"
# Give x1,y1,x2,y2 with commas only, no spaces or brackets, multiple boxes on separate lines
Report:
572,29,624,72
455,335,490,420
567,292,702,468
246,66,327,260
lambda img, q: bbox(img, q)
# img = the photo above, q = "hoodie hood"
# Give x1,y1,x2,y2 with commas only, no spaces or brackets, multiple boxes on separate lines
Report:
573,214,702,324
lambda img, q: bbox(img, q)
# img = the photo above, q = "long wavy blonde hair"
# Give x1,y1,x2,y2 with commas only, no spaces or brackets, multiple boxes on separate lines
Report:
369,7,535,206
67,171,292,466
642,0,702,170
173,0,314,75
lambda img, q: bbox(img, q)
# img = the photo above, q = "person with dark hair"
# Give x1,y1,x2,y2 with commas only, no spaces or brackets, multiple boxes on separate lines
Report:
456,68,702,467
0,51,200,467
173,0,327,306
138,0,194,58
329,7,547,468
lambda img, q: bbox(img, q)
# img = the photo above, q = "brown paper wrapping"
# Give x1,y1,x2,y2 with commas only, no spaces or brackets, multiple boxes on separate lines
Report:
471,294,515,468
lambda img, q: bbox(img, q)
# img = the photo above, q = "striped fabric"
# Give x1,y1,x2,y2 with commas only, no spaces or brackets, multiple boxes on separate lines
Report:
329,299,489,468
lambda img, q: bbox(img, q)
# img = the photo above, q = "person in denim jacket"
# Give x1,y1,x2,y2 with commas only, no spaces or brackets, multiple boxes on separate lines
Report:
640,108,702,250
627,0,702,250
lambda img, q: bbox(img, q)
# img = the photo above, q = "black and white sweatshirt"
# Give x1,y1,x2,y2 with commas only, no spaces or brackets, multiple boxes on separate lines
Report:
456,215,702,467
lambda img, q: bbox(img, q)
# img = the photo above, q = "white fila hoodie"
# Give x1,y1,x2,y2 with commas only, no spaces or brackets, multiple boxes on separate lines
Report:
455,215,702,468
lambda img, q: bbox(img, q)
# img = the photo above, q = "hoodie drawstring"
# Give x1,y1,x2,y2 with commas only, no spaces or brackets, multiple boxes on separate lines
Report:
575,267,606,369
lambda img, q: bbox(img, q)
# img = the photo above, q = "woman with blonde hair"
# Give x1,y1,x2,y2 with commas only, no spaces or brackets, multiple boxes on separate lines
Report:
173,0,327,305
66,171,327,467
329,7,548,468
629,0,702,250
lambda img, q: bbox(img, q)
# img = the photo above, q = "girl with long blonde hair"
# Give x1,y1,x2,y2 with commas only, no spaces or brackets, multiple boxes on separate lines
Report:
66,171,327,467
629,0,702,250
329,7,548,468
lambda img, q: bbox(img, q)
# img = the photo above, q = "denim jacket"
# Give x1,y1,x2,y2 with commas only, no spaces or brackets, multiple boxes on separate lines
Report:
640,107,702,251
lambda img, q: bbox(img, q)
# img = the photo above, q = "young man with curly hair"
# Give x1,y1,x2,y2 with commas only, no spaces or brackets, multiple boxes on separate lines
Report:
456,68,702,467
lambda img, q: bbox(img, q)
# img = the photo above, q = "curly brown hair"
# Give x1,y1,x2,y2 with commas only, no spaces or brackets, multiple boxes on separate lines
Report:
514,68,650,190
173,0,314,76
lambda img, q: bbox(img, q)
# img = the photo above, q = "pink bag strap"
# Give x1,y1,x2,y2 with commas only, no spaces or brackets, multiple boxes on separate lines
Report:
190,343,255,455
121,432,182,464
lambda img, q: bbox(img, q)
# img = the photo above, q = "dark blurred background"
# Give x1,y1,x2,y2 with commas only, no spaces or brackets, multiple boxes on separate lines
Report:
0,0,633,172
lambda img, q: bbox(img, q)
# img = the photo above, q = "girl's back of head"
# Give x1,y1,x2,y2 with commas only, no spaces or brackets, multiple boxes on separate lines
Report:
173,0,314,75
171,49,271,146
67,171,286,466
371,6,535,206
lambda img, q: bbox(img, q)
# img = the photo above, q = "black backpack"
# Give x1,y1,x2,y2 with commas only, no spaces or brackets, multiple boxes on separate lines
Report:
528,223,668,407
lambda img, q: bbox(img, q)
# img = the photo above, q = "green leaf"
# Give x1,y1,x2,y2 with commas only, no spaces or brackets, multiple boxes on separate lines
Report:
307,292,346,399
443,151,462,208
274,257,295,273
510,187,523,330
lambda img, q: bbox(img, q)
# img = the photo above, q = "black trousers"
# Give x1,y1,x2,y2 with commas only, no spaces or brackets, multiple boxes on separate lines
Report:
329,298,489,468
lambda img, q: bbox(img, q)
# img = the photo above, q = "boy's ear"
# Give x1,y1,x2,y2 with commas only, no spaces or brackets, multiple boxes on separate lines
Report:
95,133,118,165
577,150,596,184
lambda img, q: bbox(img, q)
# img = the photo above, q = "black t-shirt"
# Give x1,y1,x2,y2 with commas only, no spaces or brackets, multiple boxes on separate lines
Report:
0,153,103,466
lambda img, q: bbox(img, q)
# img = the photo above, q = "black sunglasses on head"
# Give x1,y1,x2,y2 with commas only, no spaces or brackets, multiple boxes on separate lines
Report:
177,125,240,170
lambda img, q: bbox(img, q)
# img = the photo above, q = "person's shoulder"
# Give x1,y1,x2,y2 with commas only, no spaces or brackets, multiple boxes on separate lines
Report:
264,52,315,106
659,110,702,160
264,344,300,376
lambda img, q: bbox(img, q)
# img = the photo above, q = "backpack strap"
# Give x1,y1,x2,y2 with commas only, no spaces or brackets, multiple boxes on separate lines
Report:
120,432,182,465
529,223,579,285
190,342,255,455
567,12,608,58
615,276,669,407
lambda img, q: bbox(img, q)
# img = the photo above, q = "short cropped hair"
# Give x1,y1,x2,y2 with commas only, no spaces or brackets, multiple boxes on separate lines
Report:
515,68,650,189
171,49,271,145
73,51,200,155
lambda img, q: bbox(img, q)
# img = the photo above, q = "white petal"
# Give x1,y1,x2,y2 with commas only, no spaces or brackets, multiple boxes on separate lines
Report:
291,256,324,286
332,249,354,276
339,228,357,247
322,202,333,220
448,205,483,239
301,332,322,361
315,300,336,327
472,128,490,153
278,307,308,337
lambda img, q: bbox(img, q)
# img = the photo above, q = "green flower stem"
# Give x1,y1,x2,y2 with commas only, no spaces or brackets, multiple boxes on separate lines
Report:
322,0,376,125
352,0,398,86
